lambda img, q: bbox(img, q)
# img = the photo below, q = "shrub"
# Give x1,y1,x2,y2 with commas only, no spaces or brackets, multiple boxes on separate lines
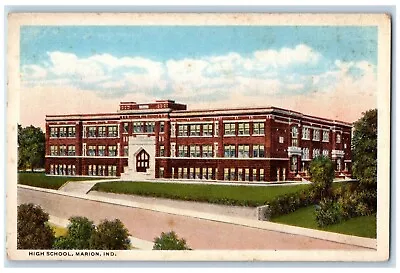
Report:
153,231,191,250
53,217,95,250
315,198,344,227
309,156,335,198
89,219,131,250
17,203,55,249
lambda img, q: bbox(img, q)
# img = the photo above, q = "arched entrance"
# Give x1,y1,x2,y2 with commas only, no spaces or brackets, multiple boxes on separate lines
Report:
136,149,150,172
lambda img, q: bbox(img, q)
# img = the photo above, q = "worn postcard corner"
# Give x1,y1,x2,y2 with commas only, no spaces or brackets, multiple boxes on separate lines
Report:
6,12,391,262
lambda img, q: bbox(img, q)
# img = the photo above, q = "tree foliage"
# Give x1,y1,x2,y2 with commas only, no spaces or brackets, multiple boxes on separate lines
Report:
352,109,378,189
153,231,191,250
17,203,55,249
309,155,335,198
18,125,45,171
53,217,95,250
89,219,131,250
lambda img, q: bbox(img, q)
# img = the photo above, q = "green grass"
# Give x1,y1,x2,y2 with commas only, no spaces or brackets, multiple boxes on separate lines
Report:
18,172,103,190
271,206,376,238
92,181,310,207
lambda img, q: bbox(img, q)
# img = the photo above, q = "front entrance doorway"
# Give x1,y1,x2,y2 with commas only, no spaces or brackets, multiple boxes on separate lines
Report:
136,149,150,172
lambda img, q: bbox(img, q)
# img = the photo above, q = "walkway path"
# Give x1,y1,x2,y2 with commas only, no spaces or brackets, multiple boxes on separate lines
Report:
58,179,116,194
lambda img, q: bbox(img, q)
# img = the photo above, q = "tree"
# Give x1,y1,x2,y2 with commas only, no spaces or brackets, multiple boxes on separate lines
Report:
309,155,335,198
18,125,45,172
89,219,131,250
53,217,95,249
153,231,191,250
352,109,378,190
17,203,55,249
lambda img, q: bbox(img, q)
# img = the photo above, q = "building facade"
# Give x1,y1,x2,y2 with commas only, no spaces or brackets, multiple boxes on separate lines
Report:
45,100,352,182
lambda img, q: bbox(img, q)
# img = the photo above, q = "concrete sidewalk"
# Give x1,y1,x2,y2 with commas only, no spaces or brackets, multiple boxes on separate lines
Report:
58,179,117,194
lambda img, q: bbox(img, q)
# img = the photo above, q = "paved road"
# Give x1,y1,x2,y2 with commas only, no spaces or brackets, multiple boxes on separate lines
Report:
18,187,369,250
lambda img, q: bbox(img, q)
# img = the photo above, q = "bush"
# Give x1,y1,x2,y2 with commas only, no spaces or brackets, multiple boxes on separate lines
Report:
309,156,335,198
89,219,131,250
315,198,343,227
17,203,55,249
153,231,191,250
267,188,319,218
53,217,95,250
315,189,377,227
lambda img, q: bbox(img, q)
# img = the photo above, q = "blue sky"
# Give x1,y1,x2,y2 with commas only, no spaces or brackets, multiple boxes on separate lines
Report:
19,25,378,127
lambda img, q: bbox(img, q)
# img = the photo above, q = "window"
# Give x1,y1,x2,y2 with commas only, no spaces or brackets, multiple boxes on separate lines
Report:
67,145,75,156
259,169,265,181
183,168,188,179
279,136,284,143
207,168,213,180
238,169,243,181
312,149,320,158
302,127,310,140
291,126,299,138
59,145,66,156
313,129,320,141
108,126,118,137
50,164,54,174
190,124,200,136
238,145,250,158
302,148,310,160
245,169,250,181
133,122,144,133
178,145,187,157
202,124,213,136
50,127,58,138
59,127,67,137
108,145,117,156
214,121,219,136
344,143,347,149
67,127,76,137
224,123,235,135
159,145,165,157
189,145,200,157
124,146,128,156
159,167,165,178
178,168,182,179
238,123,250,135
160,122,165,132
290,157,297,172
88,127,96,137
98,126,106,137
224,168,229,180
322,130,329,142
50,146,57,156
88,146,96,156
146,122,155,133
230,168,236,181
98,145,106,156
336,133,341,143
195,168,201,179
190,168,195,179
178,125,188,136
253,122,265,135
123,123,129,133
224,145,236,158
322,150,329,157
291,126,299,147
202,145,213,157
253,169,258,181
253,145,265,158
108,165,117,176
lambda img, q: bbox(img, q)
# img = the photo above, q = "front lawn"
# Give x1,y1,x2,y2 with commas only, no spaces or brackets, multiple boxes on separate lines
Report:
18,172,103,190
91,181,310,207
271,206,376,238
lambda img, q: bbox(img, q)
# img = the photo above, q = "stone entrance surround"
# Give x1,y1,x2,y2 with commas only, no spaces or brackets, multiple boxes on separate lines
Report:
121,135,156,180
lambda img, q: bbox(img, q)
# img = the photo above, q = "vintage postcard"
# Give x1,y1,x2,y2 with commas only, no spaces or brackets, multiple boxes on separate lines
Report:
6,13,391,261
